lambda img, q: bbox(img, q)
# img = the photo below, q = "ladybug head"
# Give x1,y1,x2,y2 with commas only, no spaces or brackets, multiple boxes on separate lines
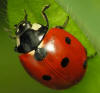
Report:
15,13,32,36
14,12,48,54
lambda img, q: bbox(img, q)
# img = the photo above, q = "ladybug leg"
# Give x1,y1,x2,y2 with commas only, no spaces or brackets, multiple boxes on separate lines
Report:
4,28,16,39
87,52,97,60
9,35,16,39
42,5,50,28
56,16,69,29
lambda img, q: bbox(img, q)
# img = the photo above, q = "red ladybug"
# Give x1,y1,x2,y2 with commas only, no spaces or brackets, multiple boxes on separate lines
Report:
13,5,87,89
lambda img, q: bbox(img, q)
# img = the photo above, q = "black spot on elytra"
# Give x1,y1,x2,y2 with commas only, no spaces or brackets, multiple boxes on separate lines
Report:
65,37,71,44
42,75,51,81
61,57,69,67
34,48,47,61
83,60,87,69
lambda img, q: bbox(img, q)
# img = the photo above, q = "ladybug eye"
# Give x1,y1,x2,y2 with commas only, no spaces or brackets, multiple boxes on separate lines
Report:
19,24,24,30
61,57,69,68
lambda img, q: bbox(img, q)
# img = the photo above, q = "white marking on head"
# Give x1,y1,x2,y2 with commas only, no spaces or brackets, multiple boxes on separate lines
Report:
16,36,20,47
32,23,41,31
23,23,25,26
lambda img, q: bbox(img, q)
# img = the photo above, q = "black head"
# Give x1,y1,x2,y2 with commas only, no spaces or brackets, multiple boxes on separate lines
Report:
14,12,48,53
15,13,32,36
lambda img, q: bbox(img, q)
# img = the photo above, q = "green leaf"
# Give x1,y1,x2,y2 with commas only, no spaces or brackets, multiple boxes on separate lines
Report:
55,0,100,55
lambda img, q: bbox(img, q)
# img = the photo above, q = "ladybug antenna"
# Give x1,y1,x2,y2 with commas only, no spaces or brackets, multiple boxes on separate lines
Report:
56,16,69,29
87,52,97,60
24,9,28,23
42,4,50,28
4,28,16,40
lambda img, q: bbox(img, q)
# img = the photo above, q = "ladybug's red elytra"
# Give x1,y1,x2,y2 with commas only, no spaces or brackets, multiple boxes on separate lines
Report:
10,5,93,89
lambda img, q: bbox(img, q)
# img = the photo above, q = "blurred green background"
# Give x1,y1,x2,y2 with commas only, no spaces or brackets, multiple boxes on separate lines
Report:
56,0,100,55
0,0,100,93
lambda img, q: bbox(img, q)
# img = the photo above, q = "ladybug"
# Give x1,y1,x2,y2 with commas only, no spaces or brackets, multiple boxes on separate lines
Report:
13,5,88,89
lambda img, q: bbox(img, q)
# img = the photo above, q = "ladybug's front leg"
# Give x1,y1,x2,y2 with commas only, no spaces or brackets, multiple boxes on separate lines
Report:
87,52,97,60
4,28,16,39
56,16,69,29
